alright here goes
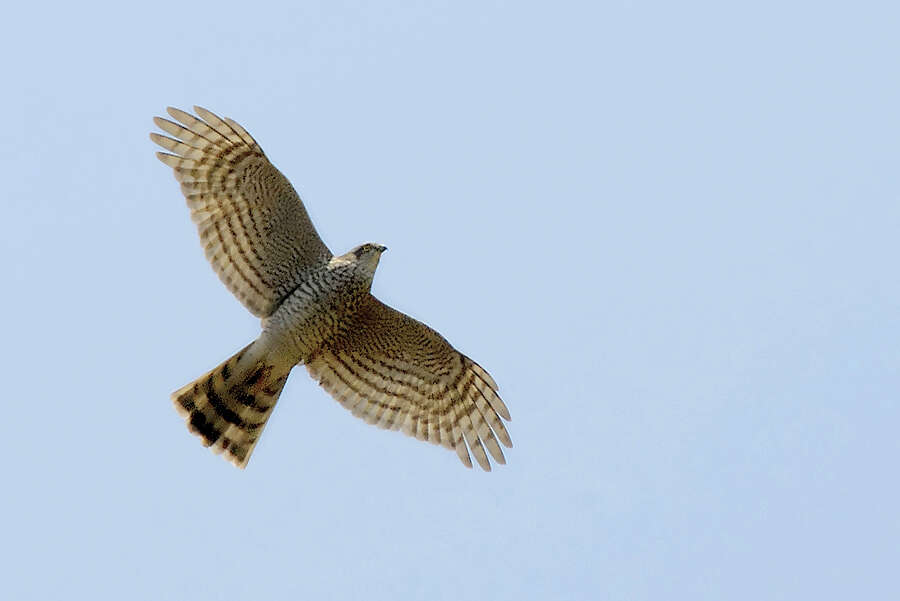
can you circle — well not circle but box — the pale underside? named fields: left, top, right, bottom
left=153, top=106, right=512, bottom=469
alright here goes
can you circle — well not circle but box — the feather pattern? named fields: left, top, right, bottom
left=151, top=106, right=331, bottom=317
left=306, top=295, right=511, bottom=470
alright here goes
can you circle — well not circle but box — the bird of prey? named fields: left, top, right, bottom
left=151, top=106, right=511, bottom=470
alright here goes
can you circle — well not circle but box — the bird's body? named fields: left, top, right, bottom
left=261, top=255, right=371, bottom=364
left=152, top=106, right=511, bottom=470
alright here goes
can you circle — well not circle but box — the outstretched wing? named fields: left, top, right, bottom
left=306, top=295, right=512, bottom=471
left=151, top=106, right=332, bottom=317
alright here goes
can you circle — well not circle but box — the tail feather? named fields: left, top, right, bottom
left=172, top=342, right=291, bottom=468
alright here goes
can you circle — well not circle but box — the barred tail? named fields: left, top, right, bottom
left=172, top=341, right=291, bottom=468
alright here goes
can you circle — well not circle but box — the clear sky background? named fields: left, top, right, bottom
left=2, top=1, right=898, bottom=599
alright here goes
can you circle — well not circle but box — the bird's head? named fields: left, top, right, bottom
left=330, top=242, right=388, bottom=289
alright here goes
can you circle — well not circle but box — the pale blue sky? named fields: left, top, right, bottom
left=2, top=1, right=898, bottom=599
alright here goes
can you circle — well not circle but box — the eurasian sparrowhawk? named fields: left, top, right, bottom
left=151, top=107, right=512, bottom=470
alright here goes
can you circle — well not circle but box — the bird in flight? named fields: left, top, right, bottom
left=151, top=106, right=511, bottom=470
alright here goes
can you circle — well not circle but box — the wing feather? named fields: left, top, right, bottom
left=306, top=295, right=511, bottom=470
left=151, top=106, right=332, bottom=317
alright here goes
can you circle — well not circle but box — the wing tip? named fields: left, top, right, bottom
left=456, top=444, right=473, bottom=469
left=166, top=106, right=187, bottom=120
left=155, top=151, right=179, bottom=166
left=193, top=105, right=217, bottom=123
